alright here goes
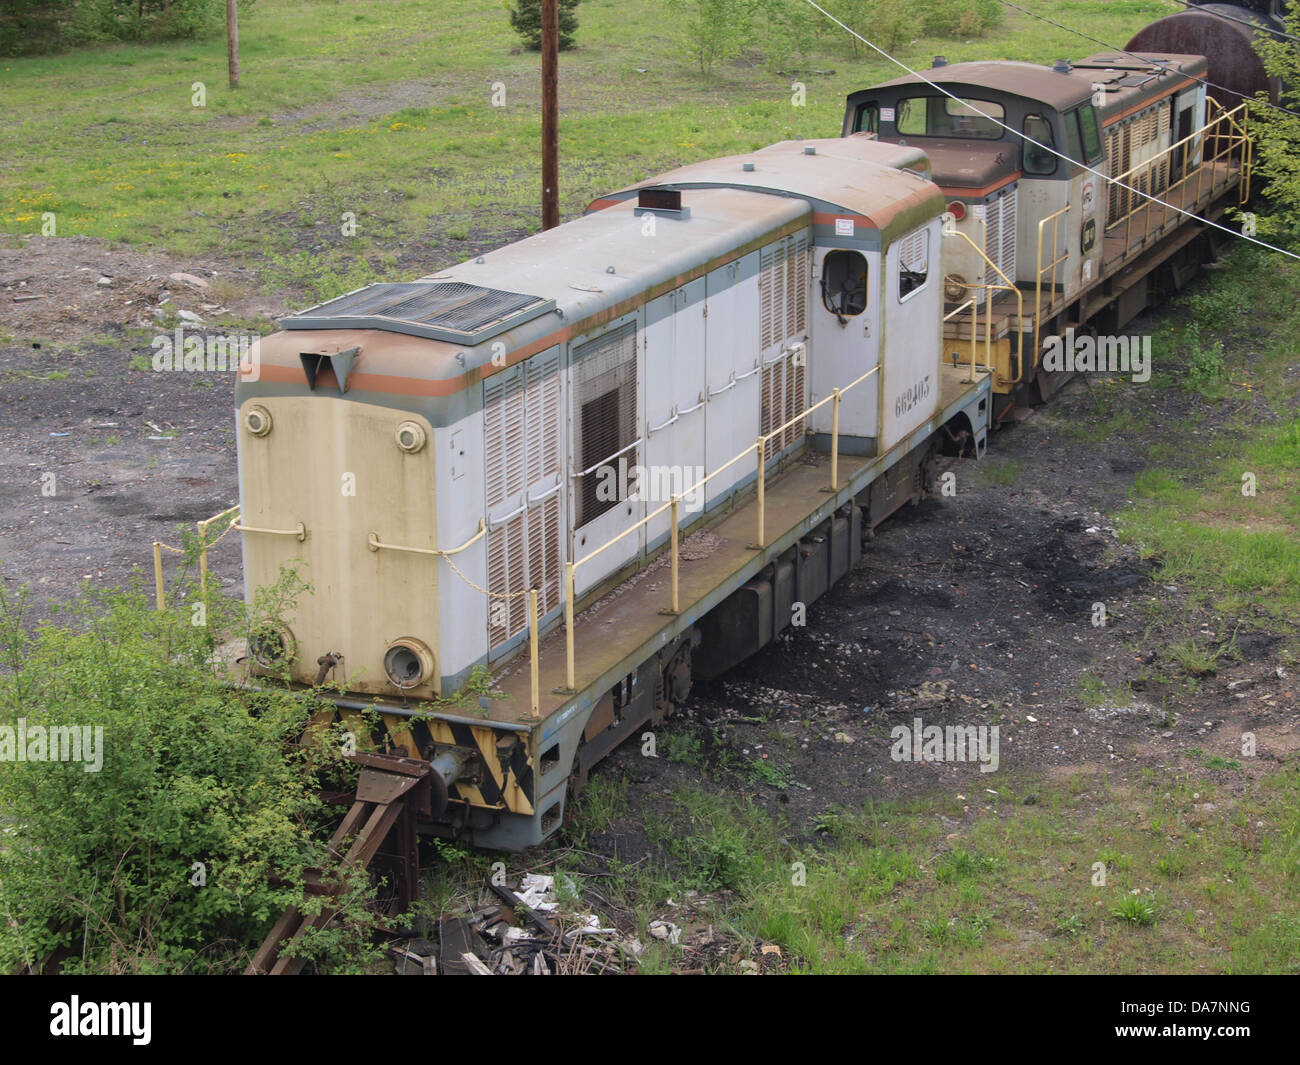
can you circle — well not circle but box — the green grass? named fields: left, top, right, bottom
left=1119, top=248, right=1300, bottom=626
left=982, top=458, right=1023, bottom=486
left=563, top=766, right=1300, bottom=972
left=1, top=0, right=1172, bottom=302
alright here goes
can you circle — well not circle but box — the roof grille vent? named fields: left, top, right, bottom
left=280, top=282, right=555, bottom=344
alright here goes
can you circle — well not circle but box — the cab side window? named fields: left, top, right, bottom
left=854, top=103, right=879, bottom=134
left=1022, top=114, right=1057, bottom=175
left=897, top=229, right=929, bottom=301
left=822, top=250, right=868, bottom=317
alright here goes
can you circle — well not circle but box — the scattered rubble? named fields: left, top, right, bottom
left=386, top=874, right=787, bottom=975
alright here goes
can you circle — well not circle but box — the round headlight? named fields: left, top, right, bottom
left=395, top=421, right=426, bottom=454
left=947, top=200, right=967, bottom=221
left=384, top=638, right=434, bottom=689
left=250, top=623, right=295, bottom=667
left=245, top=405, right=272, bottom=437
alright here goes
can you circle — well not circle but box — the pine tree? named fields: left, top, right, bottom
left=508, top=0, right=581, bottom=52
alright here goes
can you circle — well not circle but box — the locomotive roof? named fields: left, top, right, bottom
left=251, top=185, right=811, bottom=406
left=849, top=53, right=1206, bottom=123
left=252, top=138, right=942, bottom=412
left=854, top=61, right=1094, bottom=112
left=1069, top=52, right=1208, bottom=124
left=592, top=136, right=939, bottom=246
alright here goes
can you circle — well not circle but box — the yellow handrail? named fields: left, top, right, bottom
left=154, top=504, right=243, bottom=610
left=368, top=519, right=487, bottom=557
left=1106, top=101, right=1250, bottom=243
left=943, top=225, right=1026, bottom=384
left=1033, top=204, right=1071, bottom=372
left=561, top=355, right=888, bottom=691
left=941, top=296, right=981, bottom=384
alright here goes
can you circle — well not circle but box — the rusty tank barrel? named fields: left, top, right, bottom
left=1126, top=2, right=1287, bottom=107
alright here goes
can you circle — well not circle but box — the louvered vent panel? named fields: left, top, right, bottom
left=983, top=195, right=1001, bottom=293
left=759, top=245, right=778, bottom=350
left=790, top=353, right=806, bottom=451
left=484, top=372, right=523, bottom=508
left=761, top=363, right=776, bottom=439
left=485, top=349, right=564, bottom=653
left=1001, top=187, right=1017, bottom=284
left=1107, top=129, right=1122, bottom=222
left=506, top=514, right=528, bottom=637
left=792, top=232, right=809, bottom=336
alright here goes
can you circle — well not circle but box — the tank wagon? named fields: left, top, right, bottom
left=232, top=21, right=1254, bottom=866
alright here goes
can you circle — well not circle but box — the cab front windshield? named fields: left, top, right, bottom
left=895, top=96, right=1004, bottom=139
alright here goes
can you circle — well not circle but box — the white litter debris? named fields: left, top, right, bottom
left=648, top=920, right=681, bottom=944
left=515, top=873, right=559, bottom=912
left=563, top=913, right=617, bottom=939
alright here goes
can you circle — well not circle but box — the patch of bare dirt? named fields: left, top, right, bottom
left=0, top=235, right=291, bottom=621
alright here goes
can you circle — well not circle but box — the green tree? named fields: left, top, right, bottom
left=507, top=0, right=580, bottom=51
left=0, top=0, right=256, bottom=56
left=1249, top=5, right=1300, bottom=244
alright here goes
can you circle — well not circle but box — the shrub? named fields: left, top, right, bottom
left=1249, top=5, right=1300, bottom=244
left=507, top=0, right=580, bottom=52
left=0, top=572, right=380, bottom=974
left=0, top=0, right=256, bottom=56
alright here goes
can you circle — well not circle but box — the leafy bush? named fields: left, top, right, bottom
left=1112, top=894, right=1158, bottom=926
left=921, top=0, right=1002, bottom=39
left=507, top=0, right=580, bottom=52
left=1184, top=322, right=1226, bottom=394
left=826, top=0, right=1002, bottom=56
left=0, top=571, right=380, bottom=974
left=664, top=0, right=815, bottom=73
left=1250, top=5, right=1300, bottom=244
left=0, top=0, right=255, bottom=56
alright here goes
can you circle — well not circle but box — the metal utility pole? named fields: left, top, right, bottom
left=541, top=0, right=559, bottom=230
left=227, top=0, right=240, bottom=89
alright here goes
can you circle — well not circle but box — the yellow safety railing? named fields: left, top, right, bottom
left=942, top=224, right=1026, bottom=384
left=941, top=296, right=982, bottom=384
left=1032, top=204, right=1072, bottom=372
left=1106, top=100, right=1251, bottom=254
left=559, top=354, right=897, bottom=693
left=367, top=519, right=486, bottom=557
left=152, top=504, right=243, bottom=609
